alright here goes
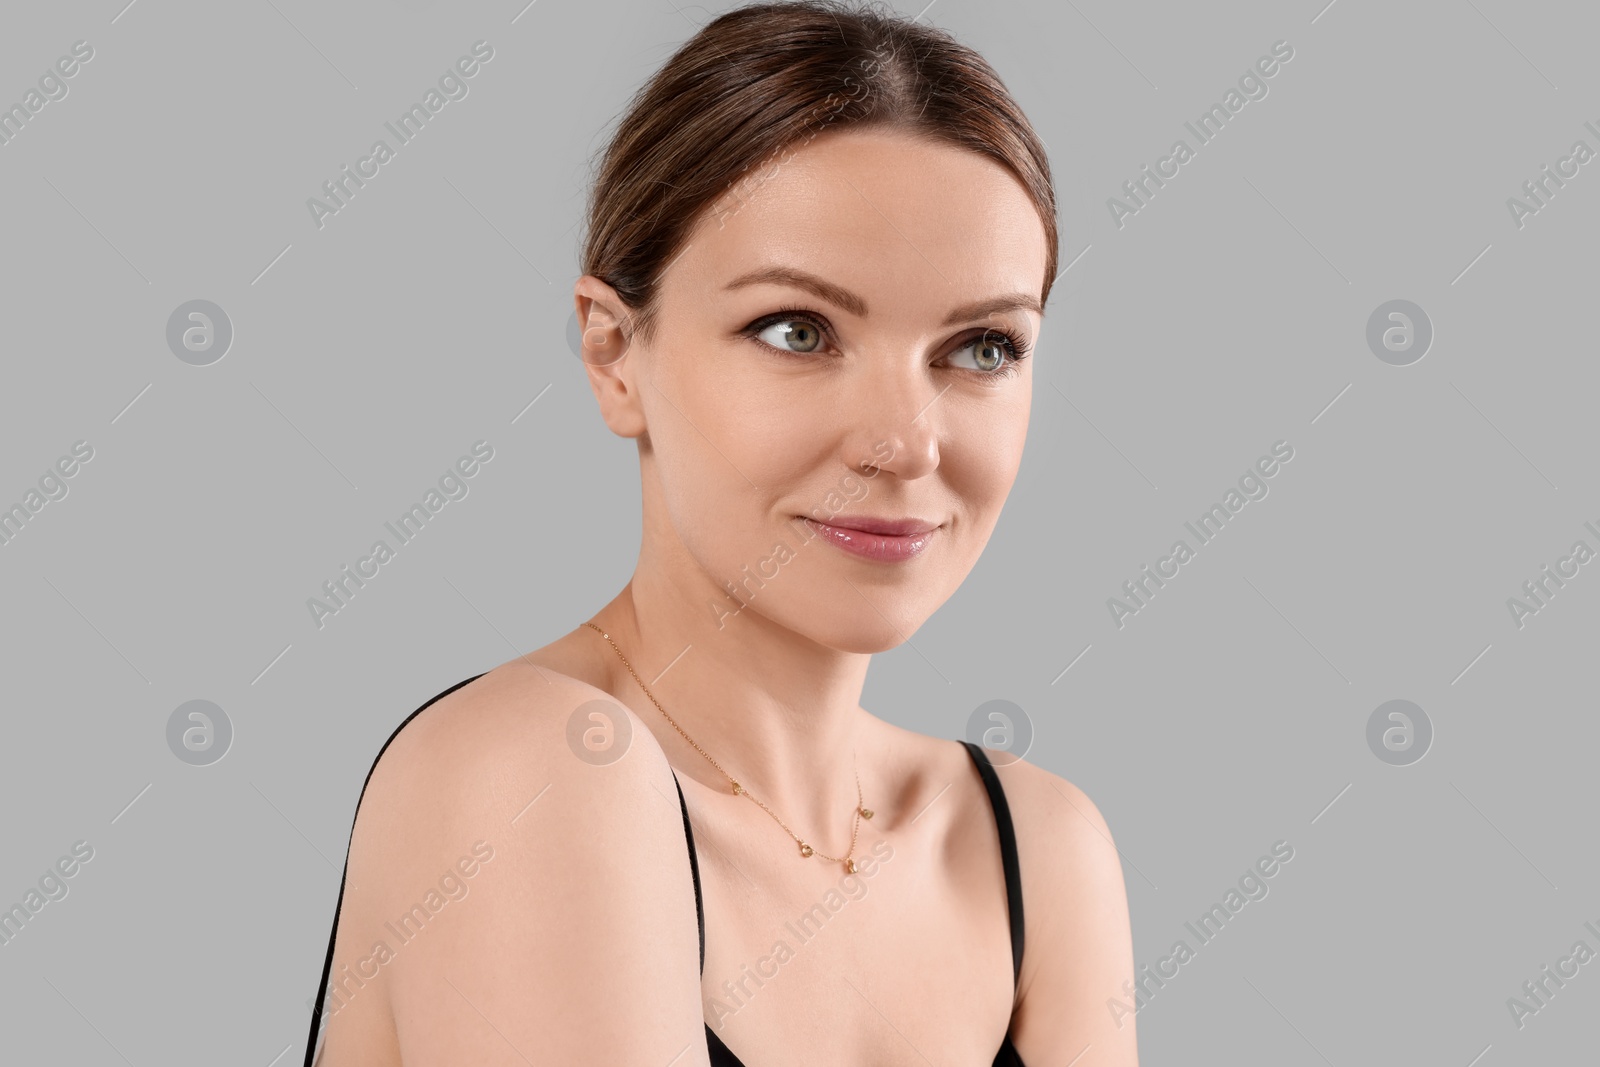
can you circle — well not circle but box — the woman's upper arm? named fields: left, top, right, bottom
left=1009, top=763, right=1140, bottom=1066
left=343, top=668, right=709, bottom=1066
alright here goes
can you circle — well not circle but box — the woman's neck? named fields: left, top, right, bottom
left=590, top=572, right=874, bottom=837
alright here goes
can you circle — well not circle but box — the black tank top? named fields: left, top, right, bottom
left=302, top=676, right=1028, bottom=1066
left=689, top=740, right=1029, bottom=1066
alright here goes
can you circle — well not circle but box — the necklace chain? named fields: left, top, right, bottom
left=582, top=621, right=873, bottom=871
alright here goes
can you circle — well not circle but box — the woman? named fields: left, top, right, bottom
left=304, top=2, right=1137, bottom=1064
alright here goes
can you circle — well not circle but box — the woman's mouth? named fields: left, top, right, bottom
left=798, top=515, right=939, bottom=562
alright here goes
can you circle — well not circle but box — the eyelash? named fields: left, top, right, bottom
left=741, top=306, right=1033, bottom=378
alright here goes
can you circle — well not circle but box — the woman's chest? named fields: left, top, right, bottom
left=693, top=830, right=1017, bottom=1067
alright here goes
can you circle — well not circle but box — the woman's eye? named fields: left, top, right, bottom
left=949, top=332, right=1014, bottom=373
left=755, top=318, right=824, bottom=353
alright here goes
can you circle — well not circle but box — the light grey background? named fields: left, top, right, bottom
left=1, top=0, right=1596, bottom=1063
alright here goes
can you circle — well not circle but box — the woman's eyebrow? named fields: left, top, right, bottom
left=724, top=266, right=865, bottom=315
left=723, top=265, right=1042, bottom=325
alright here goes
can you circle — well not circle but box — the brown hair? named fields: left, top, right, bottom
left=580, top=0, right=1058, bottom=348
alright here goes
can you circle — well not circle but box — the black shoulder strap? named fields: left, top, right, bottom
left=673, top=771, right=707, bottom=975
left=302, top=672, right=487, bottom=1067
left=960, top=740, right=1025, bottom=989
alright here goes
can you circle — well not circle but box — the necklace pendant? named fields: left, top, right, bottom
left=845, top=858, right=858, bottom=874
left=731, top=780, right=743, bottom=795
left=798, top=842, right=813, bottom=858
left=859, top=807, right=874, bottom=820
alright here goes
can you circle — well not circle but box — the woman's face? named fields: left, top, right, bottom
left=585, top=125, right=1050, bottom=653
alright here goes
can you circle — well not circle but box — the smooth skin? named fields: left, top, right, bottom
left=313, top=126, right=1138, bottom=1067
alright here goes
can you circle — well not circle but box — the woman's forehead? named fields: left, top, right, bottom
left=675, top=128, right=1049, bottom=318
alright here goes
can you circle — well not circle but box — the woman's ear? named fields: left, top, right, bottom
left=573, top=275, right=647, bottom=439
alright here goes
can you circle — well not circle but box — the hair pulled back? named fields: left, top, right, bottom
left=581, top=0, right=1058, bottom=347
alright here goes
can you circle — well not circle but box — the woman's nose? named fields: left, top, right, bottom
left=843, top=363, right=941, bottom=480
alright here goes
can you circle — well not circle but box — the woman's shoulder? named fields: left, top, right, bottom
left=984, top=750, right=1116, bottom=857
left=870, top=721, right=1125, bottom=903
left=334, top=658, right=707, bottom=1061
left=366, top=658, right=670, bottom=791
left=870, top=718, right=1118, bottom=858
left=975, top=749, right=1126, bottom=929
left=352, top=657, right=686, bottom=872
left=982, top=750, right=1140, bottom=1063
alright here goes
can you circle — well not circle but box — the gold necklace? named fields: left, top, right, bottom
left=582, top=621, right=875, bottom=872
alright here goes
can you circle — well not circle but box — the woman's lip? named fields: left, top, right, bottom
left=799, top=516, right=938, bottom=562
left=811, top=515, right=940, bottom=536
